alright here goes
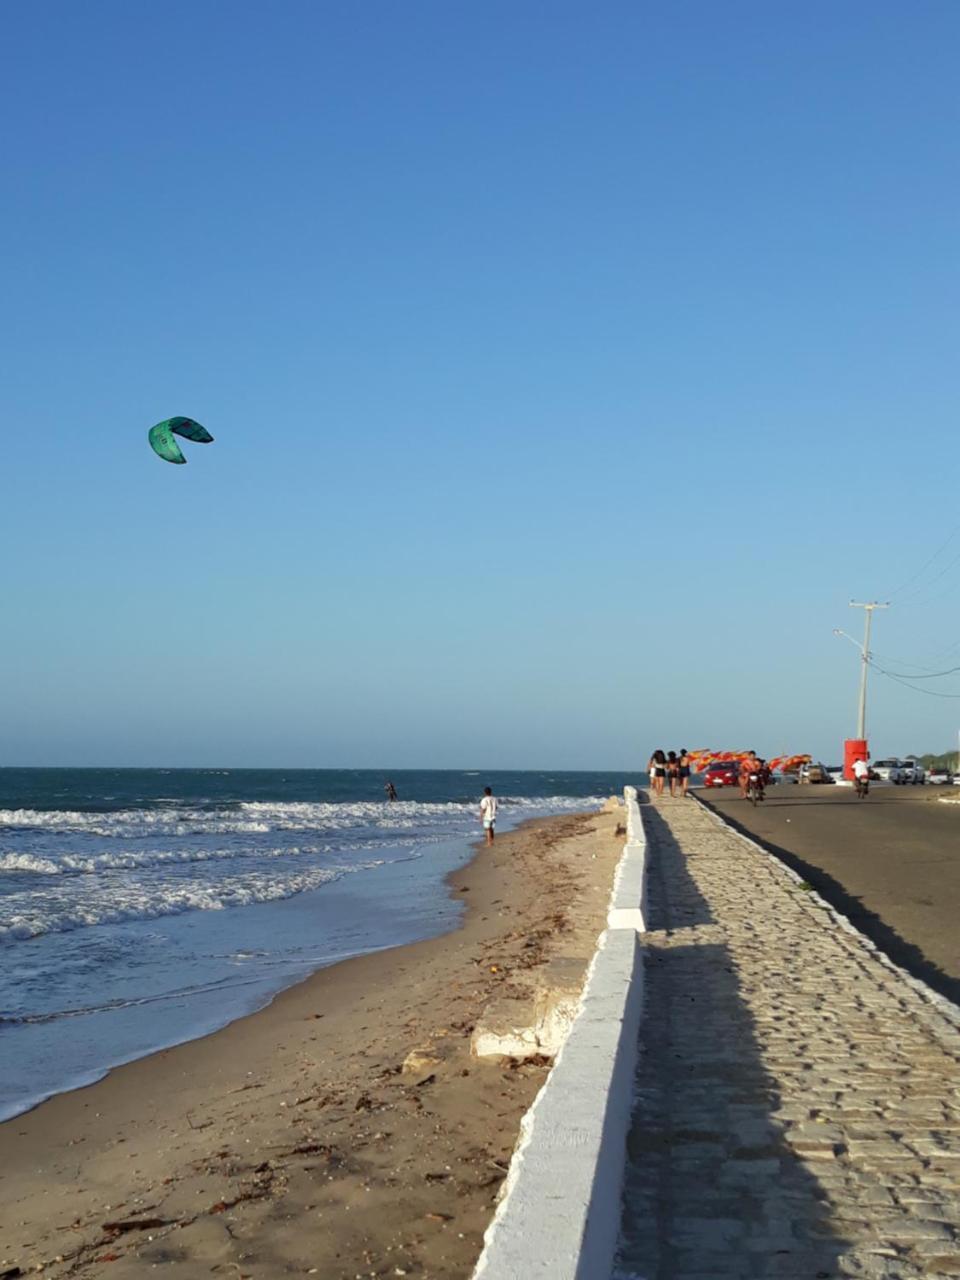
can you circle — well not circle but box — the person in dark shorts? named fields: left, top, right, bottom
left=678, top=749, right=692, bottom=797
left=648, top=749, right=667, bottom=798
left=666, top=751, right=680, bottom=797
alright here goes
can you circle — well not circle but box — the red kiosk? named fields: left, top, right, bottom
left=843, top=737, right=868, bottom=781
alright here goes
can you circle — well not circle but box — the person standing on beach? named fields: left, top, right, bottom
left=479, top=786, right=497, bottom=844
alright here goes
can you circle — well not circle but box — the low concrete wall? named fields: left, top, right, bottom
left=472, top=788, right=648, bottom=1280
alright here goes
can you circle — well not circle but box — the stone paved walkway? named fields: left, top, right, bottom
left=615, top=797, right=960, bottom=1279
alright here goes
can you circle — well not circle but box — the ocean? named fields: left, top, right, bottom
left=0, top=767, right=630, bottom=1120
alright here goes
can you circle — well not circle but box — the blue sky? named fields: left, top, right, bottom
left=2, top=1, right=958, bottom=768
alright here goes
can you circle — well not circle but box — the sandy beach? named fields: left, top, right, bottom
left=0, top=804, right=623, bottom=1279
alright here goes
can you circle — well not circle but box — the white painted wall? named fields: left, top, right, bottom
left=471, top=788, right=648, bottom=1280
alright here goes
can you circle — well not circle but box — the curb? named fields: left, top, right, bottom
left=471, top=788, right=648, bottom=1280
left=694, top=794, right=960, bottom=1040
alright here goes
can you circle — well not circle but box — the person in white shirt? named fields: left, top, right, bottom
left=853, top=757, right=870, bottom=797
left=479, top=786, right=497, bottom=845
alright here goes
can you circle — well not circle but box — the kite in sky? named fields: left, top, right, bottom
left=148, top=417, right=214, bottom=465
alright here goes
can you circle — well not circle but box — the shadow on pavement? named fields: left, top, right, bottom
left=616, top=806, right=849, bottom=1279
left=700, top=796, right=960, bottom=1009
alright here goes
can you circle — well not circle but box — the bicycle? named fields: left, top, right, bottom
left=854, top=774, right=870, bottom=800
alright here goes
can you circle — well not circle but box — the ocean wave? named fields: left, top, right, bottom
left=0, top=842, right=363, bottom=876
left=0, top=794, right=599, bottom=839
left=0, top=861, right=385, bottom=943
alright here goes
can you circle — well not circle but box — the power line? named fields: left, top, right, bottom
left=886, top=523, right=960, bottom=601
left=869, top=660, right=960, bottom=699
left=868, top=649, right=959, bottom=674
left=896, top=545, right=960, bottom=607
left=870, top=661, right=960, bottom=680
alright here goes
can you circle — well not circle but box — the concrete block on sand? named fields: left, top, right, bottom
left=472, top=957, right=587, bottom=1060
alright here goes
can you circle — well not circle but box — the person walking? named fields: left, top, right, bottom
left=678, top=748, right=692, bottom=797
left=479, top=786, right=497, bottom=845
left=666, top=751, right=680, bottom=797
left=648, top=749, right=667, bottom=798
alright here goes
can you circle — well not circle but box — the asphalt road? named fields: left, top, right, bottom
left=698, top=784, right=960, bottom=1006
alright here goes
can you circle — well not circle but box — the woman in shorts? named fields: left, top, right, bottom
left=666, top=751, right=680, bottom=797
left=678, top=749, right=692, bottom=797
left=648, top=749, right=667, bottom=798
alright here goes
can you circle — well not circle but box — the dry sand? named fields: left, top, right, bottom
left=0, top=805, right=624, bottom=1279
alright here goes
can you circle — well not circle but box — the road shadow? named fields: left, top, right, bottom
left=616, top=806, right=850, bottom=1278
left=700, top=796, right=960, bottom=1008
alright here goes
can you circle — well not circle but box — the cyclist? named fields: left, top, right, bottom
left=853, top=756, right=870, bottom=798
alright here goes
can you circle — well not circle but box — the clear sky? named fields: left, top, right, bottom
left=2, top=1, right=958, bottom=769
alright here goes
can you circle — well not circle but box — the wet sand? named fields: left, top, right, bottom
left=700, top=785, right=960, bottom=1005
left=0, top=806, right=624, bottom=1280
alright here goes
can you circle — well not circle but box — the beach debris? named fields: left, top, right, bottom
left=290, top=1141, right=335, bottom=1156
left=148, top=416, right=214, bottom=465
left=424, top=1212, right=453, bottom=1223
left=102, top=1216, right=174, bottom=1235
left=402, top=1049, right=441, bottom=1075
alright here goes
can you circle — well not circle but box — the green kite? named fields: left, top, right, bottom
left=148, top=416, right=214, bottom=465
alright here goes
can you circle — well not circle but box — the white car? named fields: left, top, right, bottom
left=897, top=760, right=925, bottom=785
left=871, top=758, right=903, bottom=783
left=927, top=770, right=950, bottom=785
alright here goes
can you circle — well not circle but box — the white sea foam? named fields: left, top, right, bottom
left=0, top=860, right=385, bottom=942
left=0, top=842, right=382, bottom=876
left=0, top=794, right=601, bottom=945
left=0, top=795, right=595, bottom=838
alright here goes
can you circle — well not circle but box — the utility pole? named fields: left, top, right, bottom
left=849, top=601, right=889, bottom=740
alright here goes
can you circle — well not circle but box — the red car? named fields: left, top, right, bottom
left=703, top=761, right=739, bottom=788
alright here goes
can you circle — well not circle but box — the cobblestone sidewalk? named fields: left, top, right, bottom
left=615, top=796, right=960, bottom=1279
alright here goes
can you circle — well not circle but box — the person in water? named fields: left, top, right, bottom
left=384, top=780, right=398, bottom=802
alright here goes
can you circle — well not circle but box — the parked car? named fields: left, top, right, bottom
left=871, top=758, right=903, bottom=783
left=927, top=770, right=950, bottom=785
left=825, top=766, right=845, bottom=784
left=703, top=761, right=739, bottom=788
left=896, top=759, right=925, bottom=785
left=799, top=762, right=832, bottom=784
